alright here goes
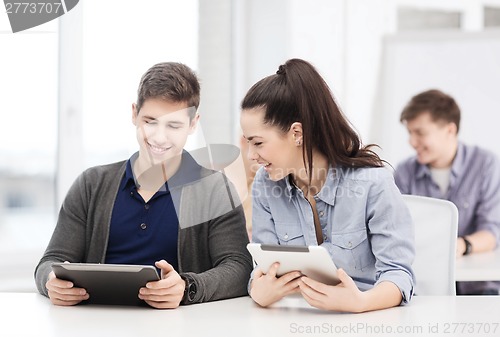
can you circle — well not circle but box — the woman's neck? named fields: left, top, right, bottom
left=292, top=151, right=329, bottom=197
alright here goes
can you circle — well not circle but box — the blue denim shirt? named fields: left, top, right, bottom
left=395, top=142, right=500, bottom=294
left=251, top=165, right=415, bottom=304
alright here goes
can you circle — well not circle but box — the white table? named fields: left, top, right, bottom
left=456, top=249, right=500, bottom=281
left=2, top=293, right=500, bottom=337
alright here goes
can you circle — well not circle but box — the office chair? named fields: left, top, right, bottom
left=402, top=194, right=458, bottom=296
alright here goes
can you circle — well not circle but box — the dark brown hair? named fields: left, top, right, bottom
left=136, top=62, right=200, bottom=118
left=400, top=89, right=461, bottom=132
left=241, top=58, right=383, bottom=183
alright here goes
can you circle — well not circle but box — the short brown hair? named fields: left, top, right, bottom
left=400, top=89, right=461, bottom=132
left=136, top=62, right=200, bottom=118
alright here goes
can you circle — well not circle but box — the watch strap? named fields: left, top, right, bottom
left=461, top=236, right=473, bottom=255
left=180, top=274, right=197, bottom=304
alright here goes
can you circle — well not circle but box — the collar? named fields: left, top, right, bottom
left=449, top=142, right=465, bottom=179
left=284, top=166, right=338, bottom=206
left=121, top=152, right=140, bottom=192
left=415, top=142, right=463, bottom=181
left=120, top=150, right=203, bottom=192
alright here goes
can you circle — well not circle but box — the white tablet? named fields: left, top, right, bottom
left=247, top=243, right=340, bottom=285
left=51, top=263, right=160, bottom=306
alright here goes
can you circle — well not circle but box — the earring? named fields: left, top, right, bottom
left=293, top=134, right=302, bottom=145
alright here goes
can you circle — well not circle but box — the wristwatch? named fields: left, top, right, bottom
left=461, top=236, right=473, bottom=256
left=181, top=275, right=197, bottom=303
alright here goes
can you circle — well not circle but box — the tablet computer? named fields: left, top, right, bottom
left=247, top=243, right=340, bottom=285
left=51, top=263, right=160, bottom=306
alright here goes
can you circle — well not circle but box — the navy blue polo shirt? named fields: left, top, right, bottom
left=105, top=151, right=202, bottom=271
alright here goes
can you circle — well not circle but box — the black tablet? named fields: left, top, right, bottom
left=247, top=243, right=340, bottom=285
left=51, top=263, right=160, bottom=306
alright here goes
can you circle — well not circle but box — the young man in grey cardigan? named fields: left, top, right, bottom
left=35, top=62, right=253, bottom=309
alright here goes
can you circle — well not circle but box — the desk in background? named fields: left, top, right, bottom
left=2, top=293, right=499, bottom=337
left=455, top=248, right=500, bottom=282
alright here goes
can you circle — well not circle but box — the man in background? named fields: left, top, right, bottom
left=394, top=89, right=500, bottom=295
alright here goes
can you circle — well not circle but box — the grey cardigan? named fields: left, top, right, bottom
left=34, top=158, right=253, bottom=304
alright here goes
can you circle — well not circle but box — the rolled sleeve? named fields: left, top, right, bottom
left=475, top=155, right=500, bottom=243
left=375, top=270, right=414, bottom=304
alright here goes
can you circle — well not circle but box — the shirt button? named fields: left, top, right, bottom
left=347, top=241, right=352, bottom=248
left=145, top=204, right=150, bottom=210
left=463, top=202, right=469, bottom=209
left=140, top=223, right=147, bottom=230
left=130, top=191, right=134, bottom=196
left=319, top=211, right=324, bottom=217
left=284, top=234, right=289, bottom=239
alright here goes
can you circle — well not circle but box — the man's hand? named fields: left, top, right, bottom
left=46, top=271, right=89, bottom=306
left=138, top=260, right=185, bottom=309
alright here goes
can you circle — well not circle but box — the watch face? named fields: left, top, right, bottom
left=188, top=282, right=197, bottom=301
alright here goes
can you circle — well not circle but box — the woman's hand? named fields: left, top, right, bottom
left=298, top=268, right=366, bottom=312
left=299, top=268, right=402, bottom=312
left=250, top=263, right=302, bottom=307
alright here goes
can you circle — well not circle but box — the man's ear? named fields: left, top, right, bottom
left=188, top=113, right=200, bottom=135
left=448, top=122, right=458, bottom=136
left=132, top=103, right=138, bottom=126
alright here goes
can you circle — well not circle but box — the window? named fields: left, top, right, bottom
left=397, top=7, right=462, bottom=31
left=0, top=16, right=58, bottom=291
left=485, top=6, right=500, bottom=27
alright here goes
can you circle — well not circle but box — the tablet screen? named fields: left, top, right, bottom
left=51, top=263, right=160, bottom=306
